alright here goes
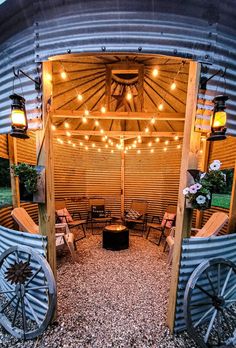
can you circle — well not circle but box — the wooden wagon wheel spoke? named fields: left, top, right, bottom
left=0, top=246, right=56, bottom=340
left=184, top=258, right=236, bottom=348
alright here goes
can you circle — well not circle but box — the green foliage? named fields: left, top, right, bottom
left=12, top=163, right=39, bottom=194
left=0, top=158, right=11, bottom=187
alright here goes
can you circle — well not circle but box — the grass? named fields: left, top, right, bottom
left=212, top=193, right=231, bottom=209
left=0, top=187, right=12, bottom=207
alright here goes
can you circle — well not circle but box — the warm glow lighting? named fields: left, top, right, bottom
left=68, top=140, right=72, bottom=144
left=200, top=149, right=203, bottom=154
left=124, top=150, right=127, bottom=154
left=145, top=127, right=149, bottom=133
left=85, top=135, right=89, bottom=140
left=85, top=146, right=88, bottom=151
left=11, top=110, right=26, bottom=127
left=111, top=150, right=114, bottom=153
left=158, top=103, right=164, bottom=111
left=155, top=137, right=160, bottom=142
left=150, top=148, right=154, bottom=153
left=61, top=71, right=67, bottom=79
left=134, top=140, right=137, bottom=144
left=152, top=68, right=159, bottom=77
left=148, top=142, right=152, bottom=147
left=98, top=148, right=101, bottom=152
left=101, top=106, right=106, bottom=113
left=171, top=81, right=176, bottom=90
left=105, top=144, right=108, bottom=148
left=46, top=73, right=52, bottom=82
left=213, top=111, right=226, bottom=128
left=82, top=117, right=87, bottom=123
left=126, top=91, right=132, bottom=101
left=138, top=138, right=142, bottom=143
left=51, top=125, right=56, bottom=131
left=110, top=141, right=113, bottom=146
left=100, top=129, right=104, bottom=134
left=77, top=94, right=83, bottom=101
left=102, top=136, right=106, bottom=142
left=207, top=95, right=228, bottom=141
left=163, top=147, right=167, bottom=151
left=92, top=143, right=96, bottom=148
left=72, top=143, right=76, bottom=148
left=66, top=131, right=71, bottom=137
left=165, top=140, right=169, bottom=145
left=80, top=142, right=83, bottom=146
left=104, top=135, right=108, bottom=140
left=137, top=150, right=141, bottom=154
left=84, top=110, right=89, bottom=116
left=151, top=118, right=156, bottom=124
left=132, top=144, right=136, bottom=148
left=64, top=122, right=70, bottom=129
left=95, top=120, right=99, bottom=126
left=174, top=135, right=179, bottom=141
left=177, top=144, right=181, bottom=149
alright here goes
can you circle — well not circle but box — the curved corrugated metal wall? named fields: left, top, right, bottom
left=0, top=0, right=236, bottom=134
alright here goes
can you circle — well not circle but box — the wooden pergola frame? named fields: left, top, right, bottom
left=7, top=56, right=236, bottom=332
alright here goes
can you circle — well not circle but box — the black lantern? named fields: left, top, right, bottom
left=207, top=95, right=229, bottom=141
left=10, top=93, right=29, bottom=139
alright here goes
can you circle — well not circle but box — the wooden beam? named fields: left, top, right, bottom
left=8, top=135, right=20, bottom=208
left=195, top=140, right=211, bottom=228
left=167, top=61, right=201, bottom=332
left=228, top=159, right=236, bottom=233
left=52, top=110, right=185, bottom=121
left=36, top=61, right=56, bottom=280
left=55, top=130, right=183, bottom=137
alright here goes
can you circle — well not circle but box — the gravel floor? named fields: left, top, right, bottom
left=0, top=231, right=197, bottom=348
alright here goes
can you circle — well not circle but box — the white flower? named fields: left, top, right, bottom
left=200, top=172, right=206, bottom=179
left=189, top=184, right=198, bottom=194
left=183, top=187, right=190, bottom=195
left=195, top=183, right=202, bottom=190
left=209, top=160, right=222, bottom=171
left=222, top=173, right=226, bottom=181
left=196, top=195, right=206, bottom=205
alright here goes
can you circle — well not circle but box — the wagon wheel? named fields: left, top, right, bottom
left=184, top=258, right=236, bottom=347
left=0, top=245, right=56, bottom=340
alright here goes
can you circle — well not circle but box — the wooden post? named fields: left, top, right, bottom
left=36, top=61, right=56, bottom=279
left=167, top=61, right=201, bottom=332
left=195, top=140, right=211, bottom=228
left=121, top=138, right=125, bottom=219
left=228, top=159, right=236, bottom=233
left=8, top=135, right=20, bottom=208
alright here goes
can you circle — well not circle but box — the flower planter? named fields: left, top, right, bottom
left=18, top=165, right=45, bottom=203
left=186, top=195, right=212, bottom=211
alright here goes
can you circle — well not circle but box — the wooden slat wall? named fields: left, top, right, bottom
left=202, top=136, right=236, bottom=233
left=54, top=138, right=121, bottom=218
left=0, top=203, right=38, bottom=229
left=124, top=142, right=182, bottom=218
left=16, top=131, right=37, bottom=165
left=0, top=134, right=8, bottom=159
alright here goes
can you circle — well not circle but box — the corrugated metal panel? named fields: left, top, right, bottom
left=54, top=138, right=121, bottom=218
left=0, top=1, right=236, bottom=135
left=0, top=134, right=8, bottom=159
left=0, top=225, right=49, bottom=323
left=174, top=233, right=236, bottom=332
left=125, top=142, right=182, bottom=217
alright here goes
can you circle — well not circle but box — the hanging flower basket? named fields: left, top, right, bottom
left=183, top=160, right=226, bottom=211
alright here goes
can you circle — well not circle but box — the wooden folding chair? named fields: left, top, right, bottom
left=124, top=199, right=148, bottom=235
left=88, top=198, right=112, bottom=234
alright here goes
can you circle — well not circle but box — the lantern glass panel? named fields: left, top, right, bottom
left=213, top=111, right=226, bottom=128
left=11, top=109, right=26, bottom=127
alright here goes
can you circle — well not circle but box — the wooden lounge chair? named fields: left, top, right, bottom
left=165, top=212, right=229, bottom=264
left=88, top=198, right=112, bottom=234
left=11, top=207, right=76, bottom=261
left=55, top=199, right=86, bottom=242
left=146, top=205, right=177, bottom=245
left=124, top=199, right=148, bottom=235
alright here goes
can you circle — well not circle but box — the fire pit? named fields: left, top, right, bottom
left=103, top=225, right=129, bottom=250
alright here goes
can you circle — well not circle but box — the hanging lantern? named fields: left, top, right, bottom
left=207, top=95, right=228, bottom=141
left=10, top=93, right=29, bottom=139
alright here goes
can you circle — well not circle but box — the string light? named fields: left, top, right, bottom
left=132, top=143, right=136, bottom=148
left=77, top=93, right=83, bottom=101
left=84, top=135, right=89, bottom=140
left=177, top=144, right=181, bottom=149
left=64, top=122, right=70, bottom=129
left=84, top=110, right=89, bottom=116
left=80, top=142, right=83, bottom=146
left=101, top=106, right=106, bottom=113
left=105, top=144, right=108, bottom=148
left=174, top=135, right=179, bottom=141
left=100, top=129, right=104, bottom=134
left=66, top=131, right=71, bottom=137
left=98, top=148, right=101, bottom=152
left=46, top=73, right=52, bottom=82
left=82, top=116, right=87, bottom=123
left=51, top=125, right=56, bottom=131
left=137, top=149, right=141, bottom=154
left=138, top=137, right=142, bottom=143
left=92, top=143, right=96, bottom=148
left=126, top=91, right=132, bottom=101
left=150, top=148, right=154, bottom=153
left=148, top=142, right=152, bottom=147
left=152, top=68, right=159, bottom=77
left=151, top=117, right=156, bottom=124
left=102, top=136, right=106, bottom=142
left=68, top=140, right=72, bottom=144
left=85, top=146, right=88, bottom=151
left=145, top=127, right=149, bottom=133
left=72, top=143, right=76, bottom=148
left=111, top=149, right=114, bottom=153
left=165, top=140, right=169, bottom=145
left=158, top=103, right=164, bottom=111
left=171, top=81, right=176, bottom=90
left=163, top=147, right=167, bottom=152
left=200, top=149, right=203, bottom=154
left=61, top=71, right=67, bottom=79
left=95, top=120, right=99, bottom=126
left=155, top=137, right=160, bottom=142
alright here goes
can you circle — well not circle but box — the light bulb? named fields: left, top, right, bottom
left=150, top=148, right=154, bottom=153
left=132, top=144, right=136, bottom=148
left=152, top=68, right=159, bottom=77
left=163, top=147, right=167, bottom=152
left=165, top=140, right=169, bottom=145
left=145, top=127, right=149, bottom=133
left=101, top=106, right=106, bottom=113
left=84, top=135, right=89, bottom=140
left=177, top=144, right=181, bottom=149
left=171, top=81, right=176, bottom=90
left=105, top=144, right=108, bottom=148
left=46, top=73, right=52, bottom=82
left=158, top=103, right=164, bottom=111
left=98, top=148, right=101, bottom=152
left=84, top=110, right=89, bottom=116
left=77, top=94, right=83, bottom=101
left=80, top=142, right=83, bottom=146
left=102, top=136, right=106, bottom=142
left=155, top=137, right=160, bottom=142
left=174, top=135, right=179, bottom=141
left=61, top=71, right=67, bottom=79
left=200, top=149, right=203, bottom=154
left=100, top=129, right=104, bottom=134
left=111, top=150, right=114, bottom=153
left=85, top=146, right=88, bottom=151
left=66, top=131, right=71, bottom=137
left=151, top=118, right=156, bottom=124
left=68, top=140, right=72, bottom=144
left=72, top=143, right=76, bottom=148
left=148, top=142, right=152, bottom=147
left=82, top=117, right=87, bottom=123
left=95, top=120, right=99, bottom=126
left=64, top=122, right=69, bottom=129
left=92, top=143, right=96, bottom=148
left=126, top=92, right=132, bottom=101
left=137, top=150, right=141, bottom=154
left=51, top=125, right=56, bottom=131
